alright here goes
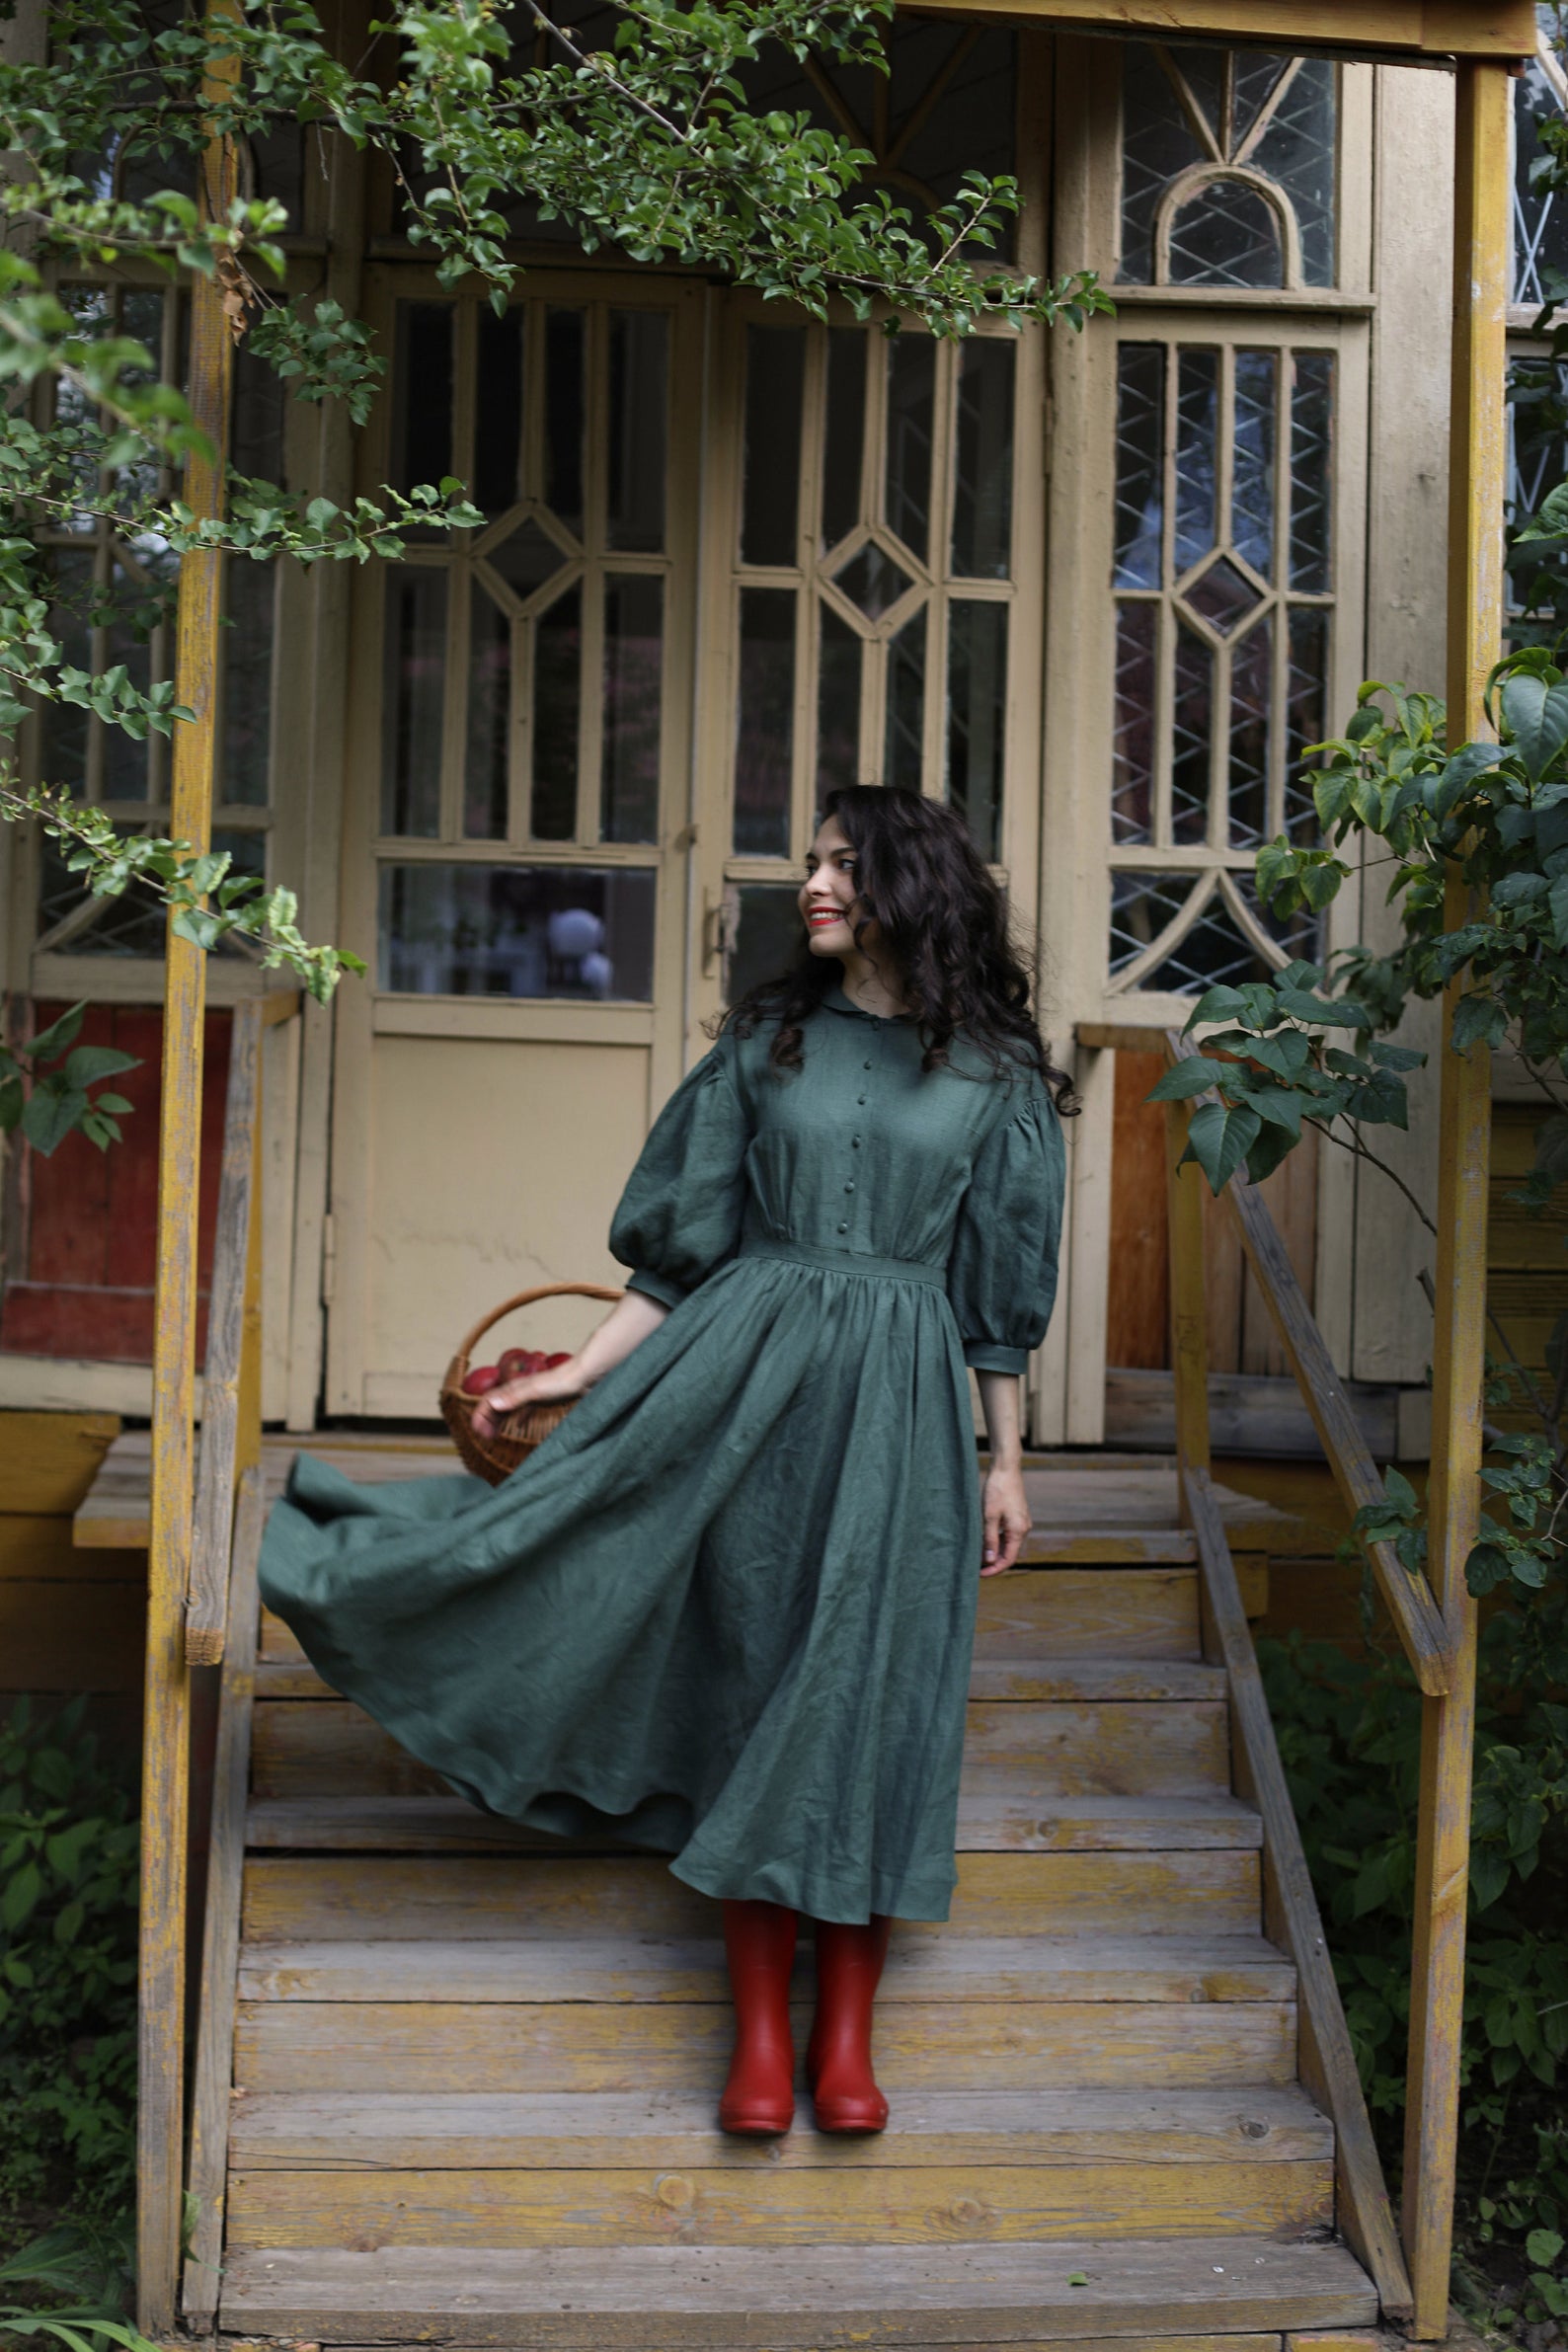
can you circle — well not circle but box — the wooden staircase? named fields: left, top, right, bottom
left=181, top=1448, right=1383, bottom=2345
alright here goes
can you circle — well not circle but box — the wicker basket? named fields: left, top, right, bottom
left=439, top=1281, right=623, bottom=1485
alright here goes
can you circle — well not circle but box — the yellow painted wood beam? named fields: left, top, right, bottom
left=895, top=0, right=1535, bottom=59
left=1400, top=54, right=1508, bottom=2342
left=137, top=8, right=237, bottom=2332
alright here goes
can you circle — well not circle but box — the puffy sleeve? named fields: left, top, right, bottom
left=608, top=1036, right=752, bottom=1308
left=946, top=1078, right=1066, bottom=1376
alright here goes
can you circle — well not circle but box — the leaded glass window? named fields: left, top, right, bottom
left=729, top=321, right=1018, bottom=865
left=1107, top=336, right=1333, bottom=995
left=1119, top=44, right=1337, bottom=289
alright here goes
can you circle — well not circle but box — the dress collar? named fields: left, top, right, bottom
left=823, top=982, right=911, bottom=1024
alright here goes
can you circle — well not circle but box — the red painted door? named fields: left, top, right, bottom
left=0, top=1002, right=233, bottom=1363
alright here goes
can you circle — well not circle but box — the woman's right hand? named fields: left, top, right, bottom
left=472, top=1356, right=588, bottom=1438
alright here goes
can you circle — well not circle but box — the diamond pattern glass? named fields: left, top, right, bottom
left=1285, top=605, right=1327, bottom=843
left=1227, top=615, right=1272, bottom=848
left=1172, top=623, right=1213, bottom=844
left=818, top=603, right=862, bottom=795
left=1175, top=351, right=1218, bottom=575
left=1515, top=42, right=1568, bottom=306
left=834, top=543, right=914, bottom=620
left=1252, top=57, right=1337, bottom=286
left=1112, top=604, right=1155, bottom=844
left=1169, top=179, right=1283, bottom=290
left=1140, top=888, right=1276, bottom=993
left=1290, top=353, right=1334, bottom=590
left=1186, top=555, right=1264, bottom=635
left=1109, top=871, right=1197, bottom=975
left=1232, top=351, right=1277, bottom=577
left=1115, top=345, right=1164, bottom=590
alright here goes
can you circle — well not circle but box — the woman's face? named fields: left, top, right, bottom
left=800, top=817, right=867, bottom=959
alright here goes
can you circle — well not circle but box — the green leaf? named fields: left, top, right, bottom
left=1145, top=1058, right=1217, bottom=1103
left=1526, top=2229, right=1564, bottom=2269
left=1, top=1859, right=42, bottom=1929
left=1501, top=671, right=1568, bottom=779
left=20, top=1083, right=88, bottom=1158
left=1549, top=871, right=1568, bottom=947
left=1182, top=1099, right=1262, bottom=1195
left=25, top=1001, right=86, bottom=1063
left=61, top=1045, right=139, bottom=1088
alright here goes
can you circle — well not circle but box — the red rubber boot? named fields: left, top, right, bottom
left=807, top=1916, right=892, bottom=2133
left=717, top=1899, right=798, bottom=2135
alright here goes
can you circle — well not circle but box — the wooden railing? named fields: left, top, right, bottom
left=1081, top=1013, right=1485, bottom=2335
left=137, top=989, right=297, bottom=2332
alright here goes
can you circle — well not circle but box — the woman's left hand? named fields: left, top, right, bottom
left=981, top=1463, right=1030, bottom=1578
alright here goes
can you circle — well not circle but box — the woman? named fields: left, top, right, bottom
left=260, top=785, right=1069, bottom=2139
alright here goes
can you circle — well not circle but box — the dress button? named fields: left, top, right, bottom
left=856, top=1094, right=867, bottom=1105
left=836, top=1219, right=848, bottom=1234
left=863, top=1059, right=873, bottom=1070
left=850, top=1137, right=861, bottom=1147
left=844, top=1181, right=855, bottom=1194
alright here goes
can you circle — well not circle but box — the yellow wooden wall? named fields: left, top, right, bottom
left=0, top=1410, right=145, bottom=1752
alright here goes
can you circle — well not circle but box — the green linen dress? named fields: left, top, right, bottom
left=259, top=986, right=1065, bottom=1922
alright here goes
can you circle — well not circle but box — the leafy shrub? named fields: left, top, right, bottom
left=1261, top=1592, right=1568, bottom=2330
left=0, top=1699, right=137, bottom=2222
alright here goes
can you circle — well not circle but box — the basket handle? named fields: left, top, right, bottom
left=452, top=1281, right=624, bottom=1367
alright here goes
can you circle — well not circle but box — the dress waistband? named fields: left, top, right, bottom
left=738, top=1238, right=948, bottom=1290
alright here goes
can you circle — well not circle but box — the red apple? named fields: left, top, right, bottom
left=498, top=1348, right=535, bottom=1380
left=462, top=1363, right=501, bottom=1396
left=544, top=1352, right=572, bottom=1369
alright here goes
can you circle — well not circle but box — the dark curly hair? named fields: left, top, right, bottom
left=721, top=786, right=1076, bottom=1109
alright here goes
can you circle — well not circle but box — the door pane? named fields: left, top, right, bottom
left=818, top=604, right=862, bottom=793
left=392, top=304, right=453, bottom=507
left=885, top=609, right=926, bottom=792
left=743, top=326, right=805, bottom=566
left=823, top=330, right=867, bottom=551
left=1112, top=603, right=1156, bottom=844
left=727, top=883, right=804, bottom=1005
left=607, top=311, right=667, bottom=551
left=952, top=341, right=1014, bottom=579
left=1227, top=614, right=1272, bottom=848
left=1231, top=351, right=1277, bottom=578
left=601, top=574, right=663, bottom=842
left=475, top=307, right=524, bottom=514
left=465, top=585, right=510, bottom=839
left=545, top=308, right=586, bottom=539
left=379, top=862, right=656, bottom=997
left=887, top=336, right=935, bottom=562
left=532, top=582, right=581, bottom=841
left=1289, top=353, right=1334, bottom=590
left=735, top=586, right=795, bottom=855
left=947, top=600, right=1007, bottom=861
left=382, top=569, right=447, bottom=837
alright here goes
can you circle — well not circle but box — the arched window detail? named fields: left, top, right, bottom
left=1119, top=42, right=1337, bottom=289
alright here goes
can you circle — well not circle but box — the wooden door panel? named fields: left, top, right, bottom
left=358, top=1035, right=650, bottom=1416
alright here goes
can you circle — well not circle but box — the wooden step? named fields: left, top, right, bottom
left=255, top=1655, right=1230, bottom=1706
left=259, top=1568, right=1204, bottom=1672
left=228, top=2083, right=1332, bottom=2170
left=243, top=1851, right=1263, bottom=1941
left=224, top=2150, right=1335, bottom=2249
left=217, top=2234, right=1378, bottom=2342
left=249, top=1697, right=1231, bottom=1803
left=233, top=1992, right=1295, bottom=2093
left=243, top=1790, right=1263, bottom=1855
left=236, top=1930, right=1294, bottom=2005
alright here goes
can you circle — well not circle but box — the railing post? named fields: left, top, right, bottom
left=1401, top=53, right=1507, bottom=2338
left=138, top=9, right=237, bottom=2329
left=1163, top=1097, right=1211, bottom=1488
